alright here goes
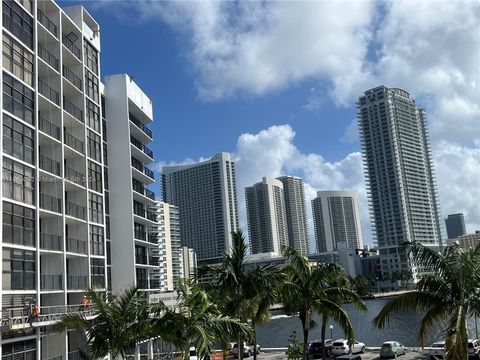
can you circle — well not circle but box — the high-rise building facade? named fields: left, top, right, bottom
left=245, top=177, right=289, bottom=254
left=358, top=86, right=442, bottom=280
left=312, top=191, right=363, bottom=253
left=103, top=74, right=160, bottom=294
left=445, top=213, right=466, bottom=239
left=153, top=201, right=182, bottom=292
left=0, top=2, right=108, bottom=357
left=162, top=153, right=239, bottom=263
left=277, top=176, right=309, bottom=255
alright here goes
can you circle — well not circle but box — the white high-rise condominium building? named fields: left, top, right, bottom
left=162, top=153, right=239, bottom=263
left=103, top=74, right=160, bottom=294
left=245, top=177, right=289, bottom=254
left=152, top=201, right=182, bottom=292
left=358, top=86, right=442, bottom=281
left=0, top=1, right=108, bottom=357
left=312, top=191, right=363, bottom=253
left=277, top=176, right=309, bottom=255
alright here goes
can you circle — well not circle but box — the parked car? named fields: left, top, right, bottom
left=380, top=341, right=407, bottom=359
left=308, top=339, right=334, bottom=358
left=468, top=339, right=480, bottom=359
left=331, top=339, right=366, bottom=356
left=429, top=341, right=446, bottom=360
left=232, top=343, right=261, bottom=358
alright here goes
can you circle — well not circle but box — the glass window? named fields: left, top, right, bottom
left=89, top=192, right=103, bottom=224
left=90, top=258, right=105, bottom=288
left=2, top=248, right=35, bottom=290
left=89, top=225, right=104, bottom=256
left=2, top=0, right=33, bottom=49
left=86, top=99, right=100, bottom=133
left=88, top=160, right=102, bottom=193
left=2, top=339, right=36, bottom=360
left=2, top=32, right=34, bottom=86
left=83, top=40, right=98, bottom=75
left=3, top=72, right=34, bottom=124
left=3, top=113, right=34, bottom=164
left=85, top=69, right=99, bottom=103
left=2, top=201, right=35, bottom=247
left=87, top=129, right=101, bottom=162
left=2, top=157, right=34, bottom=205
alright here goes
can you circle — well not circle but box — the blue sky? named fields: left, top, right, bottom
left=64, top=1, right=480, bottom=249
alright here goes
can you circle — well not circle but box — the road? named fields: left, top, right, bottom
left=257, top=350, right=430, bottom=360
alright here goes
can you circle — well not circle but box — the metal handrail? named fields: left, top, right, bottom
left=64, top=166, right=85, bottom=186
left=37, top=9, right=58, bottom=37
left=39, top=193, right=62, bottom=213
left=38, top=79, right=59, bottom=105
left=40, top=233, right=62, bottom=251
left=65, top=202, right=86, bottom=220
left=63, top=97, right=83, bottom=122
left=130, top=114, right=153, bottom=139
left=39, top=154, right=61, bottom=176
left=39, top=116, right=61, bottom=140
left=62, top=65, right=82, bottom=90
left=41, top=274, right=63, bottom=290
left=67, top=275, right=88, bottom=290
left=64, top=132, right=84, bottom=153
left=38, top=43, right=58, bottom=70
left=62, top=33, right=81, bottom=59
left=66, top=237, right=87, bottom=254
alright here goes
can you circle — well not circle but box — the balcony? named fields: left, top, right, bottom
left=39, top=154, right=61, bottom=176
left=39, top=116, right=61, bottom=140
left=40, top=233, right=62, bottom=251
left=37, top=9, right=58, bottom=37
left=41, top=274, right=63, bottom=291
left=145, top=189, right=155, bottom=200
left=131, top=136, right=154, bottom=160
left=131, top=157, right=155, bottom=181
left=64, top=166, right=85, bottom=187
left=40, top=193, right=62, bottom=213
left=66, top=237, right=87, bottom=255
left=67, top=275, right=88, bottom=290
left=38, top=44, right=59, bottom=71
left=65, top=202, right=86, bottom=220
left=39, top=79, right=59, bottom=105
left=63, top=97, right=83, bottom=123
left=63, top=65, right=82, bottom=90
left=135, top=255, right=148, bottom=265
left=130, top=114, right=152, bottom=139
left=62, top=33, right=81, bottom=59
left=64, top=132, right=84, bottom=153
left=134, top=230, right=146, bottom=241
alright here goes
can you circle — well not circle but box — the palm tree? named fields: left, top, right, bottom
left=56, top=286, right=157, bottom=359
left=281, top=247, right=367, bottom=360
left=151, top=279, right=253, bottom=360
left=374, top=242, right=480, bottom=360
left=240, top=296, right=273, bottom=360
left=200, top=230, right=284, bottom=360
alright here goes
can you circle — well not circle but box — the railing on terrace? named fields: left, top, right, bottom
left=63, top=97, right=83, bottom=122
left=37, top=9, right=58, bottom=37
left=67, top=275, right=88, bottom=290
left=38, top=79, right=59, bottom=105
left=39, top=154, right=61, bottom=176
left=66, top=237, right=87, bottom=254
left=38, top=43, right=58, bottom=70
left=62, top=65, right=82, bottom=90
left=130, top=114, right=153, bottom=139
left=40, top=193, right=62, bottom=213
left=130, top=136, right=154, bottom=159
left=39, top=116, right=60, bottom=140
left=62, top=33, right=81, bottom=59
left=145, top=189, right=155, bottom=200
left=64, top=132, right=84, bottom=153
left=40, top=233, right=62, bottom=251
left=65, top=202, right=86, bottom=220
left=64, top=166, right=85, bottom=186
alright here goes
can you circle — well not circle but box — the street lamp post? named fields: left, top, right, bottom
left=329, top=324, right=333, bottom=339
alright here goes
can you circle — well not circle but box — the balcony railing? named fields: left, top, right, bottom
left=39, top=116, right=60, bottom=140
left=41, top=274, right=63, bottom=290
left=147, top=211, right=157, bottom=222
left=148, top=233, right=158, bottom=244
left=134, top=230, right=146, bottom=241
left=64, top=132, right=84, bottom=153
left=40, top=233, right=62, bottom=251
left=130, top=114, right=152, bottom=139
left=67, top=275, right=88, bottom=290
left=64, top=166, right=85, bottom=186
left=135, top=255, right=148, bottom=265
left=39, top=154, right=61, bottom=176
left=40, top=193, right=62, bottom=213
left=66, top=237, right=87, bottom=254
left=144, top=167, right=154, bottom=179
left=130, top=136, right=154, bottom=159
left=38, top=79, right=59, bottom=105
left=63, top=97, right=83, bottom=122
left=63, top=65, right=82, bottom=90
left=38, top=44, right=58, bottom=71
left=145, top=189, right=155, bottom=200
left=37, top=9, right=58, bottom=37
left=132, top=157, right=155, bottom=180
left=62, top=33, right=81, bottom=59
left=65, top=202, right=86, bottom=220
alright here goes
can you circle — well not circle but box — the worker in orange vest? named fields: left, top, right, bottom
left=31, top=304, right=39, bottom=319
left=81, top=295, right=90, bottom=310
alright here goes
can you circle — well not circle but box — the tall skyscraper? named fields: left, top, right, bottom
left=104, top=74, right=161, bottom=294
left=358, top=86, right=442, bottom=280
left=162, top=153, right=239, bottom=263
left=312, top=191, right=363, bottom=253
left=277, top=176, right=309, bottom=255
left=445, top=213, right=466, bottom=239
left=0, top=2, right=108, bottom=357
left=245, top=177, right=289, bottom=254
